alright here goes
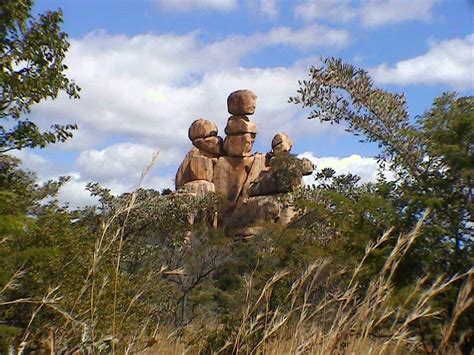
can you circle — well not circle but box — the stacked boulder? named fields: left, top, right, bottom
left=223, top=90, right=258, bottom=157
left=174, top=89, right=315, bottom=232
left=175, top=119, right=223, bottom=196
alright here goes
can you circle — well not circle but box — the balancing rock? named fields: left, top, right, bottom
left=188, top=119, right=218, bottom=141
left=227, top=90, right=257, bottom=116
left=225, top=116, right=257, bottom=135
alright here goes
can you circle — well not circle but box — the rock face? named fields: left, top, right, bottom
left=188, top=119, right=218, bottom=141
left=272, top=132, right=292, bottom=154
left=223, top=133, right=255, bottom=157
left=213, top=156, right=254, bottom=204
left=300, top=158, right=314, bottom=176
left=173, top=90, right=315, bottom=234
left=231, top=194, right=298, bottom=226
left=225, top=116, right=257, bottom=135
left=182, top=180, right=215, bottom=196
left=227, top=90, right=257, bottom=116
left=175, top=148, right=216, bottom=190
left=193, top=136, right=223, bottom=156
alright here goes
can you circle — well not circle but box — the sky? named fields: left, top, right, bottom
left=12, top=0, right=474, bottom=208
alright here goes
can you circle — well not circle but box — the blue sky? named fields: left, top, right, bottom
left=14, top=0, right=473, bottom=207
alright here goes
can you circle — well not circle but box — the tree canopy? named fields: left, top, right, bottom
left=0, top=0, right=80, bottom=152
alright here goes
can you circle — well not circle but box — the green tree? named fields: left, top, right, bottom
left=290, top=57, right=473, bottom=277
left=0, top=0, right=80, bottom=152
left=290, top=58, right=473, bottom=347
left=0, top=155, right=92, bottom=352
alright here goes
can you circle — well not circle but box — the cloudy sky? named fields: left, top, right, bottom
left=14, top=0, right=474, bottom=208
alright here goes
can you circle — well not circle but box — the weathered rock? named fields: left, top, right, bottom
left=272, top=132, right=292, bottom=154
left=245, top=195, right=298, bottom=225
left=182, top=180, right=215, bottom=197
left=227, top=90, right=257, bottom=116
left=300, top=157, right=314, bottom=176
left=248, top=171, right=278, bottom=196
left=213, top=156, right=254, bottom=204
left=239, top=153, right=269, bottom=203
left=225, top=116, right=257, bottom=135
left=188, top=119, right=218, bottom=141
left=193, top=136, right=223, bottom=156
left=175, top=148, right=214, bottom=189
left=223, top=133, right=255, bottom=157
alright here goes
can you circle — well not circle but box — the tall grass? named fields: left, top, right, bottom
left=182, top=211, right=473, bottom=354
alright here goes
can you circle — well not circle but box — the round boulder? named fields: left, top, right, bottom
left=188, top=119, right=218, bottom=141
left=227, top=90, right=257, bottom=116
left=271, top=132, right=292, bottom=154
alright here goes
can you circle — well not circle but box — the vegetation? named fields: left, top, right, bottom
left=1, top=0, right=80, bottom=152
left=0, top=2, right=472, bottom=354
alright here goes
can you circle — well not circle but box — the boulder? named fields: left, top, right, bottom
left=182, top=180, right=215, bottom=197
left=272, top=132, right=292, bottom=154
left=239, top=153, right=269, bottom=202
left=227, top=90, right=257, bottom=116
left=193, top=136, right=223, bottom=156
left=225, top=116, right=257, bottom=135
left=175, top=148, right=214, bottom=189
left=188, top=119, right=218, bottom=141
left=223, top=133, right=255, bottom=157
left=213, top=156, right=255, bottom=204
left=246, top=195, right=298, bottom=225
left=300, top=157, right=314, bottom=176
left=249, top=171, right=278, bottom=196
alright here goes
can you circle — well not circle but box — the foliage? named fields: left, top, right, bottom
left=0, top=0, right=80, bottom=152
left=0, top=155, right=91, bottom=353
left=290, top=57, right=473, bottom=279
left=269, top=152, right=308, bottom=192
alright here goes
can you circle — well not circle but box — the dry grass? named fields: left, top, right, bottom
left=174, top=210, right=472, bottom=355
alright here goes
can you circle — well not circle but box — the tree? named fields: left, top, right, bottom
left=290, top=57, right=472, bottom=276
left=0, top=0, right=80, bottom=152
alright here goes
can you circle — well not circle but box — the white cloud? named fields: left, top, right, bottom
left=75, top=143, right=179, bottom=182
left=57, top=174, right=100, bottom=209
left=33, top=28, right=344, bottom=151
left=362, top=0, right=437, bottom=27
left=8, top=145, right=175, bottom=208
left=294, top=0, right=357, bottom=23
left=258, top=0, right=279, bottom=18
left=299, top=152, right=394, bottom=185
left=294, top=0, right=438, bottom=27
left=9, top=150, right=52, bottom=178
left=56, top=172, right=175, bottom=209
left=263, top=25, right=349, bottom=50
left=155, top=0, right=238, bottom=12
left=370, top=34, right=474, bottom=89
left=7, top=150, right=100, bottom=208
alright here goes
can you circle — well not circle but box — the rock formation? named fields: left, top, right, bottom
left=174, top=89, right=314, bottom=235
